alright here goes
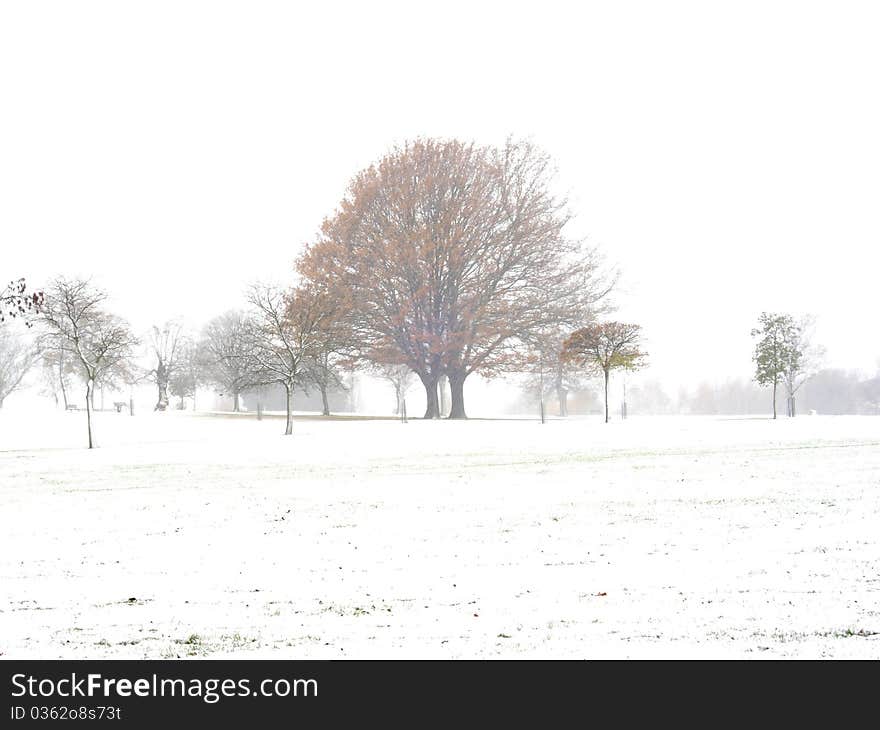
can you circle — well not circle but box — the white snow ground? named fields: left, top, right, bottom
left=1, top=410, right=878, bottom=659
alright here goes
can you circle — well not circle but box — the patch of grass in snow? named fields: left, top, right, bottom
left=164, top=632, right=259, bottom=657
left=765, top=628, right=879, bottom=643
left=317, top=601, right=391, bottom=617
left=836, top=628, right=879, bottom=638
left=220, top=632, right=258, bottom=650
left=281, top=635, right=323, bottom=648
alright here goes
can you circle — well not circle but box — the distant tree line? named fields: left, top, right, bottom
left=529, top=370, right=880, bottom=418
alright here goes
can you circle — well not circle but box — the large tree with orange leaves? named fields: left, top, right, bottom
left=299, top=138, right=611, bottom=418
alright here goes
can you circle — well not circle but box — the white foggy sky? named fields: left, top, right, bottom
left=2, top=0, right=878, bottom=390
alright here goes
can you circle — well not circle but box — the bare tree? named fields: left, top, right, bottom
left=782, top=315, right=825, bottom=417
left=40, top=278, right=138, bottom=448
left=0, top=328, right=41, bottom=408
left=294, top=252, right=356, bottom=418
left=521, top=327, right=594, bottom=419
left=168, top=336, right=204, bottom=410
left=1, top=278, right=44, bottom=325
left=377, top=363, right=416, bottom=415
left=147, top=320, right=185, bottom=411
left=520, top=248, right=615, bottom=418
left=98, top=356, right=140, bottom=410
left=200, top=310, right=259, bottom=413
left=40, top=345, right=76, bottom=409
left=246, top=284, right=328, bottom=435
left=561, top=322, right=646, bottom=423
left=304, top=349, right=347, bottom=417
left=301, top=287, right=353, bottom=418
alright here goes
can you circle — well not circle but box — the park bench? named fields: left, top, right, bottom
left=65, top=404, right=78, bottom=411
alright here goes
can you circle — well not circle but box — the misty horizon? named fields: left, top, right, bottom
left=3, top=1, right=878, bottom=399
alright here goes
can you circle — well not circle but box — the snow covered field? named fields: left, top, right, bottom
left=2, top=410, right=878, bottom=659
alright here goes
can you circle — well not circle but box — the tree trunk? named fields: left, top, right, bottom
left=772, top=381, right=777, bottom=419
left=448, top=371, right=467, bottom=420
left=557, top=386, right=568, bottom=417
left=394, top=385, right=401, bottom=415
left=0, top=397, right=4, bottom=409
left=59, top=357, right=69, bottom=409
left=439, top=375, right=449, bottom=417
left=348, top=370, right=357, bottom=412
left=421, top=375, right=439, bottom=419
left=232, top=388, right=240, bottom=412
left=284, top=383, right=293, bottom=435
left=85, top=379, right=94, bottom=449
left=320, top=384, right=330, bottom=416
left=155, top=382, right=169, bottom=410
left=154, top=358, right=169, bottom=411
left=603, top=369, right=610, bottom=424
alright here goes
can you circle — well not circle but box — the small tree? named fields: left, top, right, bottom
left=377, top=363, right=415, bottom=415
left=39, top=348, right=67, bottom=408
left=168, top=336, right=204, bottom=410
left=304, top=349, right=348, bottom=417
left=0, top=327, right=41, bottom=408
left=781, top=316, right=824, bottom=417
left=1, top=278, right=44, bottom=325
left=246, top=284, right=327, bottom=435
left=751, top=312, right=799, bottom=419
left=147, top=320, right=185, bottom=411
left=521, top=327, right=592, bottom=418
left=294, top=251, right=355, bottom=417
left=303, top=297, right=352, bottom=417
left=99, top=356, right=140, bottom=410
left=561, top=322, right=646, bottom=423
left=40, top=278, right=138, bottom=448
left=201, top=310, right=259, bottom=412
